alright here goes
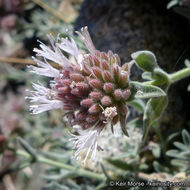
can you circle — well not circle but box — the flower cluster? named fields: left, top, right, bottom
left=26, top=27, right=133, bottom=163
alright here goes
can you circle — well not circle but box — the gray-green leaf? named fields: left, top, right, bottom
left=182, top=129, right=190, bottom=146
left=129, top=81, right=166, bottom=99
left=131, top=50, right=158, bottom=72
left=142, top=96, right=168, bottom=141
left=167, top=0, right=179, bottom=9
left=174, top=142, right=188, bottom=151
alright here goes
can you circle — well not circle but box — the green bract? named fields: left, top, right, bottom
left=131, top=50, right=158, bottom=72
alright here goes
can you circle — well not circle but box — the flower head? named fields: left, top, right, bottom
left=27, top=26, right=133, bottom=163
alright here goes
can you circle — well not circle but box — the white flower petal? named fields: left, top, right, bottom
left=57, top=36, right=79, bottom=59
left=33, top=34, right=71, bottom=67
left=28, top=57, right=60, bottom=78
left=29, top=100, right=63, bottom=114
left=70, top=126, right=102, bottom=164
left=26, top=83, right=63, bottom=114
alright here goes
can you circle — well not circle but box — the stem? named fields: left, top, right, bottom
left=0, top=57, right=34, bottom=65
left=169, top=67, right=190, bottom=84
left=153, top=123, right=166, bottom=155
left=0, top=57, right=61, bottom=69
left=16, top=150, right=106, bottom=182
left=32, top=0, right=69, bottom=23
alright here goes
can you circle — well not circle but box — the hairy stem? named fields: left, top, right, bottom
left=169, top=67, right=190, bottom=84
left=16, top=150, right=106, bottom=181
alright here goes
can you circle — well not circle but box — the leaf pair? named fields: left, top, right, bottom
left=130, top=51, right=169, bottom=141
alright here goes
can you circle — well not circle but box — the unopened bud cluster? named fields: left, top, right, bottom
left=26, top=26, right=133, bottom=162
left=55, top=50, right=131, bottom=130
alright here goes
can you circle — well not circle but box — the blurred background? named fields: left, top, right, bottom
left=0, top=0, right=190, bottom=189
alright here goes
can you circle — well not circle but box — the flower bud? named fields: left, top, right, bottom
left=89, top=91, right=102, bottom=101
left=119, top=72, right=128, bottom=87
left=100, top=52, right=108, bottom=61
left=114, top=89, right=122, bottom=101
left=76, top=82, right=90, bottom=92
left=58, top=79, right=71, bottom=86
left=103, top=70, right=113, bottom=82
left=92, top=67, right=103, bottom=80
left=122, top=89, right=131, bottom=100
left=89, top=79, right=102, bottom=89
left=101, top=60, right=109, bottom=70
left=108, top=50, right=113, bottom=57
left=114, top=54, right=121, bottom=65
left=70, top=73, right=84, bottom=82
left=83, top=64, right=91, bottom=75
left=80, top=98, right=93, bottom=107
left=122, top=63, right=129, bottom=72
left=88, top=104, right=101, bottom=113
left=58, top=86, right=70, bottom=93
left=112, top=65, right=120, bottom=82
left=87, top=55, right=93, bottom=66
left=93, top=56, right=100, bottom=67
left=108, top=50, right=115, bottom=65
left=101, top=96, right=112, bottom=106
left=103, top=83, right=114, bottom=93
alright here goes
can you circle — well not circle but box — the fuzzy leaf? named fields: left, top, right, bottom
left=17, top=137, right=38, bottom=161
left=139, top=164, right=149, bottom=170
left=180, top=150, right=190, bottom=157
left=174, top=142, right=188, bottom=151
left=152, top=145, right=161, bottom=158
left=167, top=0, right=179, bottom=9
left=182, top=129, right=190, bottom=146
left=131, top=51, right=158, bottom=72
left=129, top=81, right=166, bottom=99
left=171, top=159, right=187, bottom=167
left=166, top=150, right=187, bottom=160
left=166, top=150, right=182, bottom=158
left=153, top=161, right=169, bottom=172
left=142, top=96, right=168, bottom=141
left=166, top=132, right=180, bottom=143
